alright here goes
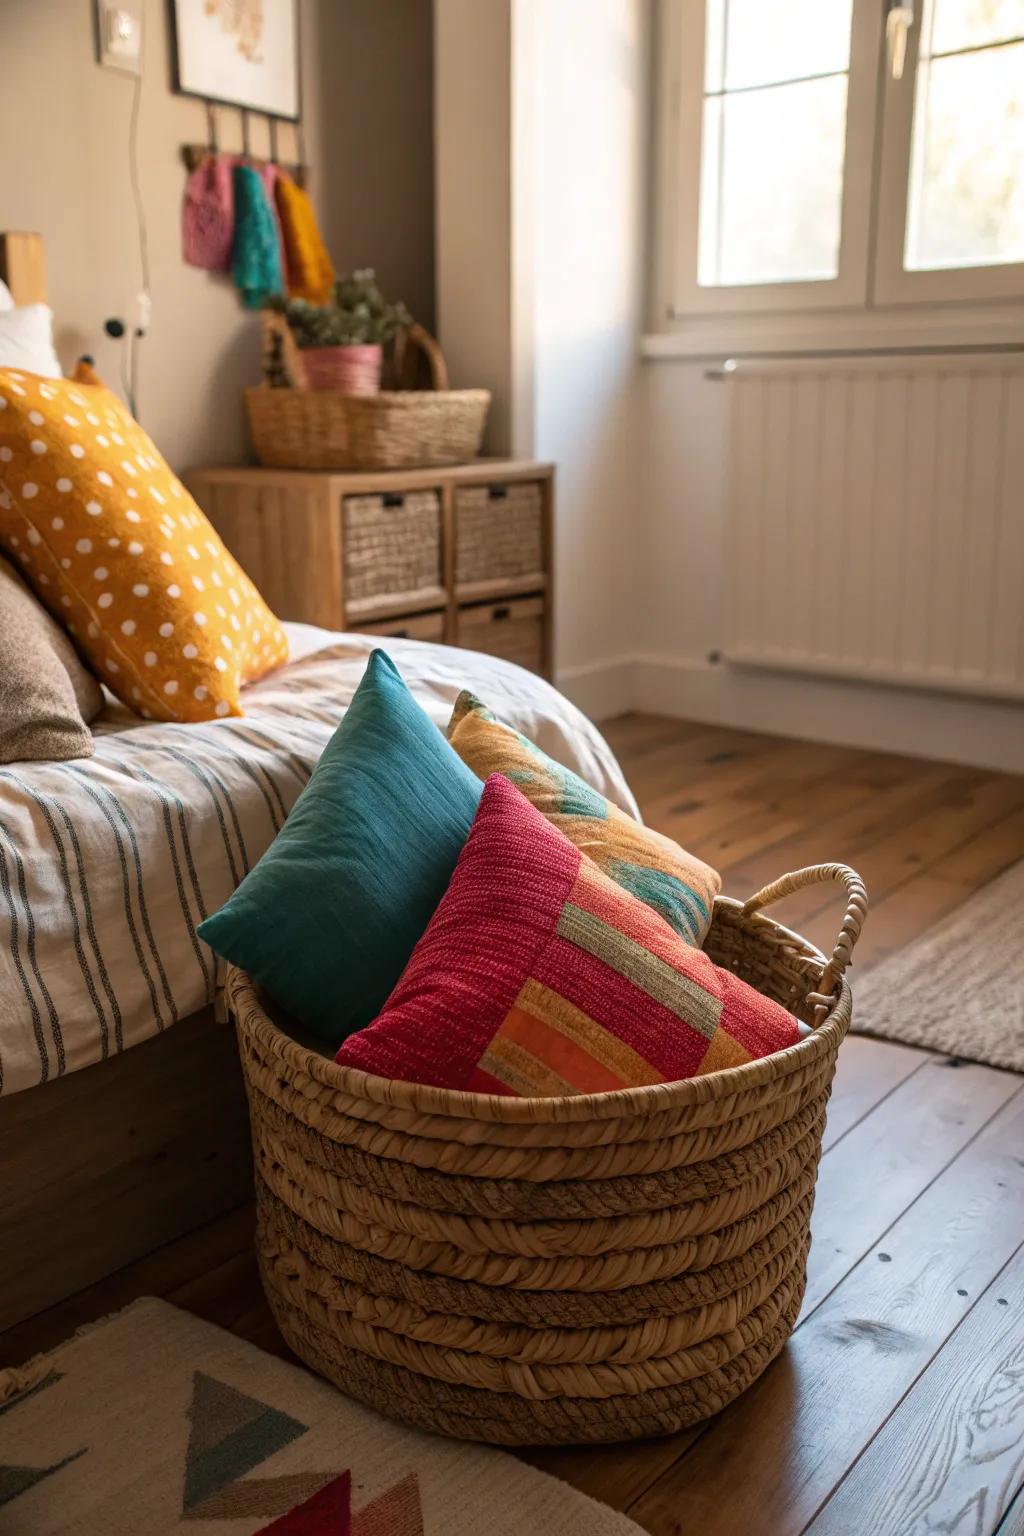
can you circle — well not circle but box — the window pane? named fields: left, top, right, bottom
left=699, top=77, right=848, bottom=286
left=930, top=0, right=1024, bottom=54
left=905, top=42, right=1024, bottom=270
left=705, top=0, right=853, bottom=92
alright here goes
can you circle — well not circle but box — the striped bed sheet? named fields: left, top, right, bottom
left=0, top=625, right=638, bottom=1097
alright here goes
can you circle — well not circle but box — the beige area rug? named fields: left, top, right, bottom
left=853, top=860, right=1024, bottom=1073
left=0, top=1299, right=643, bottom=1536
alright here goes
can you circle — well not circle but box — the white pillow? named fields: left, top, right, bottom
left=0, top=277, right=13, bottom=311
left=0, top=303, right=62, bottom=378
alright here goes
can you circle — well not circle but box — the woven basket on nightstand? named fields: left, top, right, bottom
left=247, top=314, right=491, bottom=472
left=227, top=862, right=867, bottom=1446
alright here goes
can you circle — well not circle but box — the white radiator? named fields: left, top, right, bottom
left=724, top=355, right=1024, bottom=703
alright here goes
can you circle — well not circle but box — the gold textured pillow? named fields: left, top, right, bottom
left=0, top=365, right=288, bottom=721
left=447, top=691, right=722, bottom=947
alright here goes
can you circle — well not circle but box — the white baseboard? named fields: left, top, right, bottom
left=630, top=654, right=1024, bottom=774
left=555, top=656, right=636, bottom=722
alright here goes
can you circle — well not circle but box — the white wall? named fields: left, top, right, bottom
left=634, top=361, right=1024, bottom=774
left=524, top=0, right=648, bottom=707
left=434, top=0, right=649, bottom=703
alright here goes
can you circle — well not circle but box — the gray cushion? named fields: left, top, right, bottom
left=0, top=554, right=103, bottom=763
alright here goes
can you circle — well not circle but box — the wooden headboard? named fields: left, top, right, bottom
left=0, top=232, right=47, bottom=304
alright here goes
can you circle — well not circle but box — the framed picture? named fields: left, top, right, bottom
left=171, top=0, right=300, bottom=121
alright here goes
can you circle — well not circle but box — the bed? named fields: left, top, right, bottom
left=0, top=233, right=637, bottom=1342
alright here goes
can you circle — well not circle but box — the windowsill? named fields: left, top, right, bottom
left=641, top=301, right=1024, bottom=361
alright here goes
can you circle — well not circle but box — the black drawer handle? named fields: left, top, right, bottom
left=392, top=628, right=409, bottom=638
left=493, top=605, right=511, bottom=621
left=382, top=492, right=404, bottom=508
left=488, top=484, right=508, bottom=501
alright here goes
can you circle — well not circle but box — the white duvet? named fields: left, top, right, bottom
left=0, top=626, right=637, bottom=1096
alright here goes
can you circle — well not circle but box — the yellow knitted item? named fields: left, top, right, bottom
left=275, top=178, right=335, bottom=304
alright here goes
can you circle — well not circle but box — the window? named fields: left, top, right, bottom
left=698, top=0, right=854, bottom=287
left=653, top=0, right=1024, bottom=337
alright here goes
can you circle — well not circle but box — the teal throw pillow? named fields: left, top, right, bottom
left=198, top=649, right=483, bottom=1043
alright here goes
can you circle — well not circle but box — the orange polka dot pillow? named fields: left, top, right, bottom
left=0, top=365, right=289, bottom=721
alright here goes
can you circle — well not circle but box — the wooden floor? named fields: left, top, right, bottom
left=4, top=714, right=1024, bottom=1536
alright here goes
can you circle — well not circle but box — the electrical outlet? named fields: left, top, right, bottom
left=95, top=0, right=143, bottom=75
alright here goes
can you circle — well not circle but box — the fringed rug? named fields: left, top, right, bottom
left=853, top=860, right=1024, bottom=1073
left=0, top=1299, right=644, bottom=1535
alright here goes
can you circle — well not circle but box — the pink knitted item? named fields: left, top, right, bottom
left=336, top=776, right=800, bottom=1095
left=182, top=155, right=235, bottom=273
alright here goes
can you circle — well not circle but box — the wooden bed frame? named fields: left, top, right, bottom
left=0, top=233, right=255, bottom=1348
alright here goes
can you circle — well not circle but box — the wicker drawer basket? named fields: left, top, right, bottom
left=455, top=482, right=544, bottom=587
left=342, top=491, right=443, bottom=613
left=456, top=596, right=545, bottom=674
left=228, top=863, right=866, bottom=1446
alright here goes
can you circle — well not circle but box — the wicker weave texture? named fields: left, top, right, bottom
left=251, top=313, right=490, bottom=472
left=343, top=492, right=442, bottom=606
left=245, top=388, right=491, bottom=473
left=229, top=867, right=865, bottom=1445
left=455, top=484, right=544, bottom=586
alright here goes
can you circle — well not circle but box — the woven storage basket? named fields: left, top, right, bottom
left=455, top=483, right=544, bottom=586
left=247, top=315, right=490, bottom=472
left=228, top=862, right=866, bottom=1446
left=342, top=490, right=442, bottom=607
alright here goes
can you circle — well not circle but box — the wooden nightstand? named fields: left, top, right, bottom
left=185, top=459, right=555, bottom=680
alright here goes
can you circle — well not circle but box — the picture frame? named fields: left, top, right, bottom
left=170, top=0, right=301, bottom=122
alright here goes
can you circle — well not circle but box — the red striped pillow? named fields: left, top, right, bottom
left=335, top=775, right=799, bottom=1095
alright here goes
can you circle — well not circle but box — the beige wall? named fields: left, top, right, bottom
left=0, top=0, right=434, bottom=471
left=317, top=0, right=435, bottom=336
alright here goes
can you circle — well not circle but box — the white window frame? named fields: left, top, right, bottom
left=874, top=0, right=1024, bottom=306
left=660, top=0, right=884, bottom=317
left=648, top=0, right=1024, bottom=356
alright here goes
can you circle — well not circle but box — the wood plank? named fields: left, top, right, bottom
left=602, top=714, right=710, bottom=757
left=718, top=760, right=971, bottom=897
left=629, top=1086, right=1024, bottom=1536
left=0, top=1010, right=252, bottom=1340
left=819, top=1034, right=924, bottom=1152
left=670, top=744, right=940, bottom=883
left=0, top=1204, right=256, bottom=1369
left=805, top=1058, right=1020, bottom=1317
left=521, top=1433, right=701, bottom=1516
left=930, top=802, right=1024, bottom=888
left=806, top=1241, right=1024, bottom=1536
left=644, top=740, right=854, bottom=825
left=759, top=772, right=1024, bottom=937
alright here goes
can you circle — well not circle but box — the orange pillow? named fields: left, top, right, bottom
left=0, top=365, right=288, bottom=721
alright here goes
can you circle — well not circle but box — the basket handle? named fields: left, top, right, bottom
left=260, top=309, right=309, bottom=390
left=395, top=322, right=449, bottom=392
left=742, top=864, right=868, bottom=1022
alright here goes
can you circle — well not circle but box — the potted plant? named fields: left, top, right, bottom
left=265, top=271, right=412, bottom=395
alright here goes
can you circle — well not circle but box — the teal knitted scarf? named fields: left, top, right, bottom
left=232, top=163, right=283, bottom=310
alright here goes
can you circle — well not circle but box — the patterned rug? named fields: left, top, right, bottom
left=0, top=1299, right=643, bottom=1535
left=853, top=860, right=1024, bottom=1073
